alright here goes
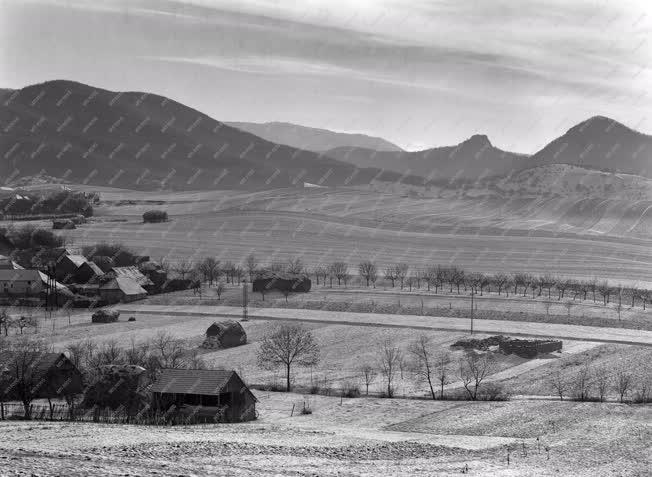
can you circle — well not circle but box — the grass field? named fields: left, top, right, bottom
left=29, top=186, right=651, bottom=287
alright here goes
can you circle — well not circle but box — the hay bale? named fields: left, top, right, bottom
left=202, top=320, right=247, bottom=349
left=91, top=309, right=120, bottom=323
left=52, top=219, right=76, bottom=230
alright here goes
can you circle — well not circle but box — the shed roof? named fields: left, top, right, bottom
left=100, top=276, right=147, bottom=295
left=150, top=368, right=254, bottom=398
left=110, top=266, right=153, bottom=286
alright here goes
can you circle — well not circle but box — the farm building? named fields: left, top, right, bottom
left=252, top=272, right=311, bottom=293
left=0, top=269, right=69, bottom=299
left=75, top=261, right=104, bottom=283
left=54, top=254, right=88, bottom=283
left=151, top=369, right=257, bottom=423
left=0, top=352, right=84, bottom=402
left=99, top=276, right=147, bottom=303
left=202, top=320, right=247, bottom=349
left=108, top=266, right=154, bottom=291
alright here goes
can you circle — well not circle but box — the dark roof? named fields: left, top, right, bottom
left=0, top=352, right=73, bottom=381
left=79, top=261, right=104, bottom=276
left=150, top=368, right=252, bottom=397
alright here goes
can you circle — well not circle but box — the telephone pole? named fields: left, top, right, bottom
left=242, top=279, right=248, bottom=321
left=470, top=289, right=474, bottom=335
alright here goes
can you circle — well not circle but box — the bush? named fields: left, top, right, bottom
left=341, top=382, right=361, bottom=398
left=143, top=210, right=168, bottom=223
left=92, top=310, right=120, bottom=323
left=83, top=243, right=136, bottom=267
left=52, top=219, right=76, bottom=230
left=128, top=317, right=136, bottom=322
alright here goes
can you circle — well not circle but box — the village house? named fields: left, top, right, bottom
left=54, top=254, right=88, bottom=283
left=150, top=368, right=257, bottom=423
left=99, top=276, right=147, bottom=303
left=0, top=268, right=70, bottom=302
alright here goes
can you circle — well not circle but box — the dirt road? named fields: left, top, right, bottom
left=114, top=304, right=652, bottom=346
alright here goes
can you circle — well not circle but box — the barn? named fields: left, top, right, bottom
left=99, top=277, right=147, bottom=303
left=108, top=266, right=154, bottom=292
left=75, top=261, right=104, bottom=283
left=252, top=272, right=311, bottom=293
left=0, top=352, right=84, bottom=402
left=150, top=368, right=257, bottom=423
left=55, top=254, right=88, bottom=283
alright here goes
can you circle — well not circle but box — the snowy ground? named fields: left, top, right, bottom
left=0, top=392, right=649, bottom=476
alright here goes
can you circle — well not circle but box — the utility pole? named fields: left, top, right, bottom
left=470, top=289, right=474, bottom=335
left=242, top=279, right=248, bottom=321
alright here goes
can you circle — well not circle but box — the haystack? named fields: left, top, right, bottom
left=202, top=320, right=247, bottom=349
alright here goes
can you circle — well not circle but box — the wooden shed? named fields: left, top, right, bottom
left=150, top=368, right=257, bottom=423
left=0, top=352, right=84, bottom=402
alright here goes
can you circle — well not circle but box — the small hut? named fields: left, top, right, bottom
left=252, top=272, right=311, bottom=294
left=151, top=368, right=257, bottom=423
left=201, top=320, right=247, bottom=349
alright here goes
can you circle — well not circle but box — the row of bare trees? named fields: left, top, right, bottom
left=316, top=261, right=650, bottom=309
left=548, top=364, right=649, bottom=403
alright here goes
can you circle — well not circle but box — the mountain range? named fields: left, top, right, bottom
left=1, top=80, right=650, bottom=191
left=0, top=80, right=417, bottom=190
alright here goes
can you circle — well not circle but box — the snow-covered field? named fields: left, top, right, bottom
left=0, top=392, right=649, bottom=476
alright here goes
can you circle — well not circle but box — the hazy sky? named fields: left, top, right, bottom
left=1, top=0, right=651, bottom=152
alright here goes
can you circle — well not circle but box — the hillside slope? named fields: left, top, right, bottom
left=527, top=116, right=652, bottom=177
left=0, top=81, right=411, bottom=190
left=326, top=134, right=528, bottom=182
left=227, top=121, right=403, bottom=152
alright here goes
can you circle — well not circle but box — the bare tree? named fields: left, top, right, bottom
left=573, top=364, right=592, bottom=401
left=287, top=257, right=305, bottom=274
left=173, top=259, right=194, bottom=280
left=329, top=261, right=349, bottom=286
left=384, top=266, right=398, bottom=287
left=459, top=352, right=494, bottom=400
left=358, top=261, right=378, bottom=287
left=215, top=282, right=225, bottom=300
left=615, top=368, right=632, bottom=403
left=594, top=366, right=609, bottom=402
left=598, top=281, right=611, bottom=305
left=377, top=339, right=403, bottom=397
left=256, top=324, right=320, bottom=392
left=435, top=351, right=452, bottom=399
left=1, top=336, right=52, bottom=418
left=395, top=263, right=409, bottom=289
left=245, top=254, right=258, bottom=281
left=549, top=370, right=569, bottom=401
left=359, top=364, right=377, bottom=395
left=198, top=257, right=220, bottom=286
left=408, top=335, right=438, bottom=400
left=494, top=273, right=509, bottom=296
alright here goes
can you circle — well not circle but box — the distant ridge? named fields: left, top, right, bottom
left=0, top=80, right=420, bottom=190
left=324, top=134, right=528, bottom=182
left=226, top=121, right=403, bottom=153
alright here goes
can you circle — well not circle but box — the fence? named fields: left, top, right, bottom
left=0, top=402, right=229, bottom=425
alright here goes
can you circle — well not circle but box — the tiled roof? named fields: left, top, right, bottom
left=150, top=368, right=236, bottom=395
